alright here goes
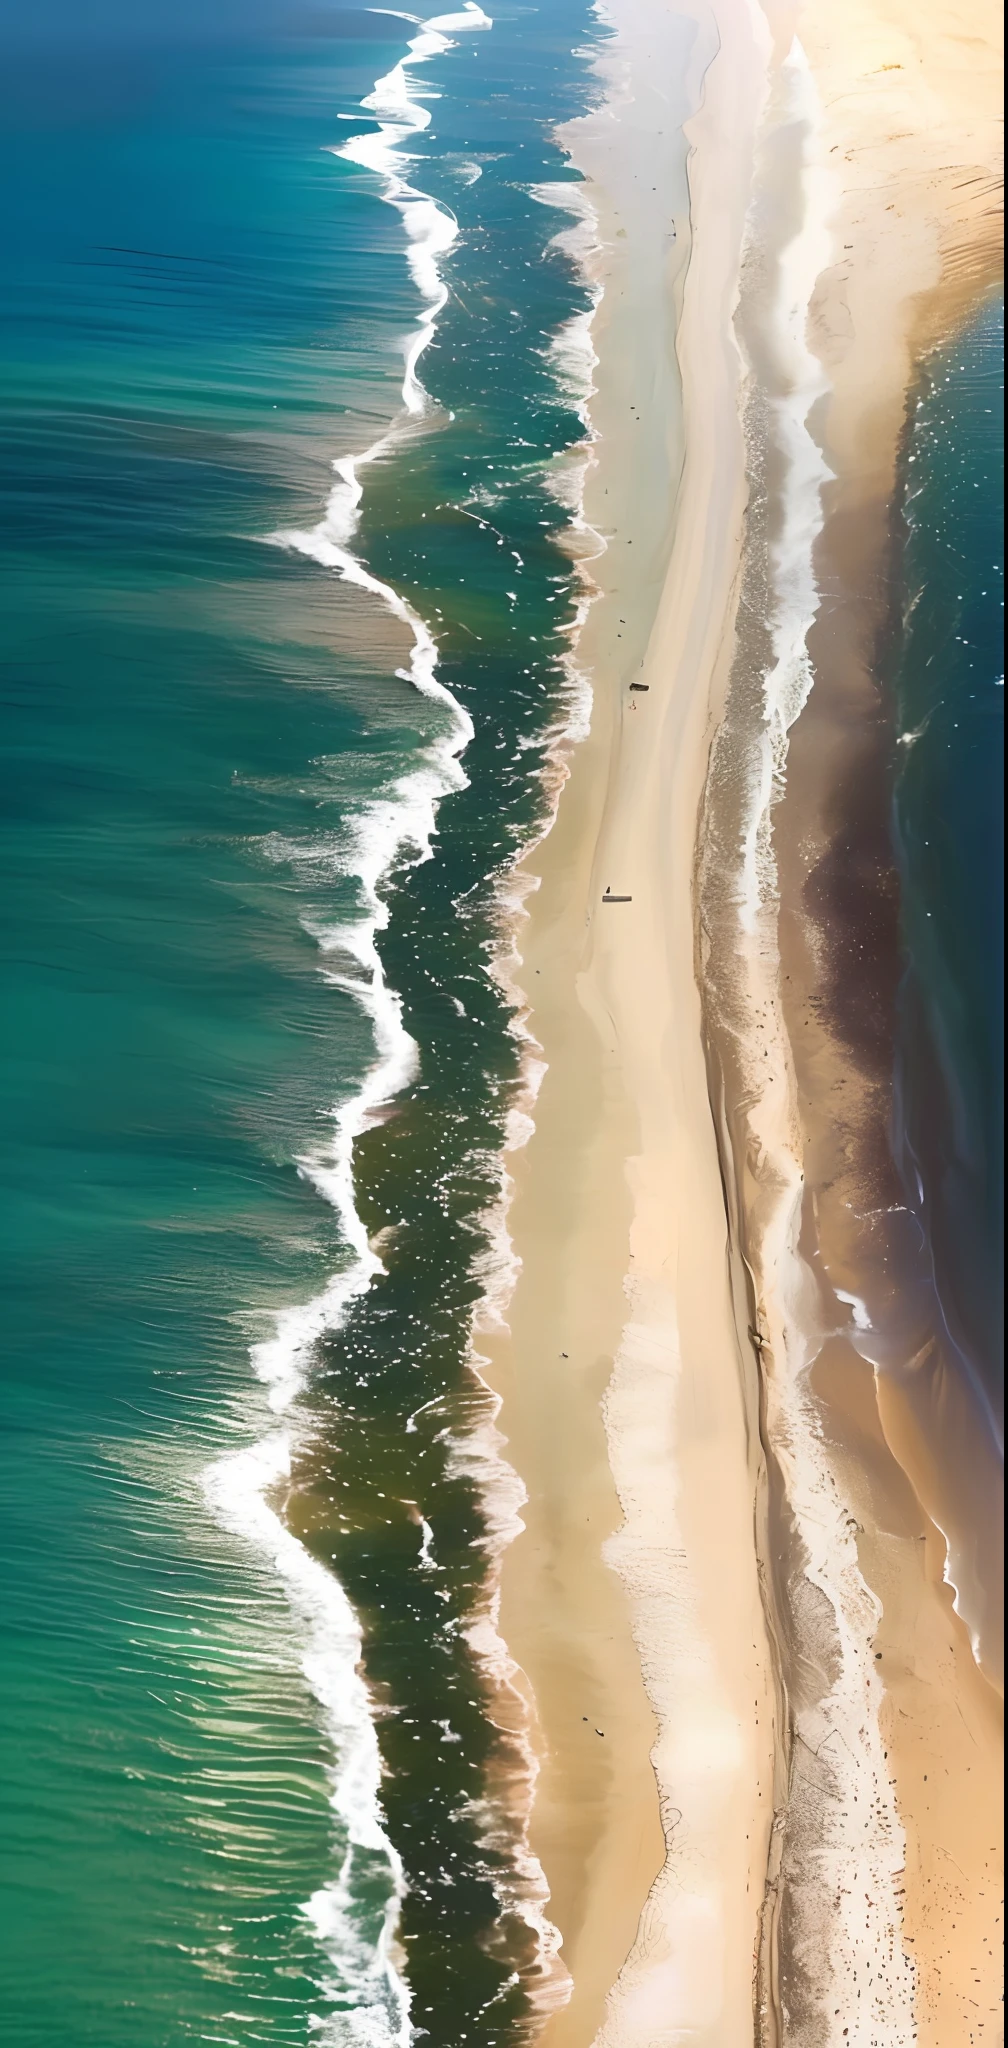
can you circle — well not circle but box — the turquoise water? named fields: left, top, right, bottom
left=0, top=4, right=608, bottom=2040
left=891, top=298, right=1004, bottom=1442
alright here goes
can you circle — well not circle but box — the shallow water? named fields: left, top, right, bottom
left=0, top=4, right=609, bottom=2039
left=890, top=298, right=1005, bottom=1443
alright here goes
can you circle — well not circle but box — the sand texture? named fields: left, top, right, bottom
left=483, top=2, right=781, bottom=2041
left=480, top=0, right=1004, bottom=2039
left=741, top=0, right=1003, bottom=2037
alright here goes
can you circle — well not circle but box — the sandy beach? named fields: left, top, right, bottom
left=483, top=2, right=780, bottom=2041
left=479, top=0, right=1003, bottom=2038
left=767, top=0, right=1004, bottom=2034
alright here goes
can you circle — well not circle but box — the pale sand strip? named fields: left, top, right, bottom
left=793, top=0, right=1006, bottom=1657
left=696, top=0, right=1003, bottom=2039
left=478, top=3, right=780, bottom=2042
left=786, top=2, right=1004, bottom=2036
left=480, top=0, right=1001, bottom=2039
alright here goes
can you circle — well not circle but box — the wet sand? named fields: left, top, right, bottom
left=699, top=0, right=1004, bottom=2037
left=784, top=0, right=1003, bottom=2034
left=481, top=2, right=779, bottom=2041
left=480, top=0, right=1002, bottom=2037
left=790, top=0, right=1005, bottom=1693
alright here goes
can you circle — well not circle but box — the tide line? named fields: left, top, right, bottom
left=732, top=42, right=916, bottom=2042
left=204, top=10, right=492, bottom=2044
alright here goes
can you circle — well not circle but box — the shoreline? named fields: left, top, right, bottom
left=485, top=0, right=1003, bottom=2036
left=769, top=0, right=1003, bottom=2031
left=483, top=3, right=780, bottom=2040
left=215, top=14, right=495, bottom=2034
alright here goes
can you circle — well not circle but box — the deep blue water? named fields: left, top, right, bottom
left=892, top=297, right=1005, bottom=1438
left=0, top=4, right=607, bottom=2041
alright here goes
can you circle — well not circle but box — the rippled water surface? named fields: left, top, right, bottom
left=0, top=3, right=606, bottom=2039
left=891, top=297, right=1005, bottom=1437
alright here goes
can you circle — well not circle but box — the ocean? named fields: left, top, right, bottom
left=891, top=299, right=1005, bottom=1452
left=0, top=4, right=605, bottom=2041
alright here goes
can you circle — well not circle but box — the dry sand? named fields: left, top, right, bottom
left=481, top=2, right=781, bottom=2042
left=477, top=0, right=1003, bottom=2039
left=775, top=0, right=1004, bottom=2037
left=699, top=0, right=1004, bottom=2036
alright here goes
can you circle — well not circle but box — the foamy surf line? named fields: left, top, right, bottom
left=429, top=171, right=609, bottom=2023
left=203, top=8, right=617, bottom=2025
left=730, top=44, right=915, bottom=2039
left=203, top=10, right=495, bottom=2041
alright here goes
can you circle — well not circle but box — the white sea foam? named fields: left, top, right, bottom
left=529, top=180, right=605, bottom=749
left=204, top=1435, right=410, bottom=2047
left=442, top=1120, right=569, bottom=2014
left=835, top=1286, right=872, bottom=1333
left=203, top=9, right=493, bottom=2040
left=206, top=17, right=613, bottom=2025
left=738, top=42, right=833, bottom=939
left=430, top=171, right=609, bottom=2022
left=733, top=44, right=916, bottom=2040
